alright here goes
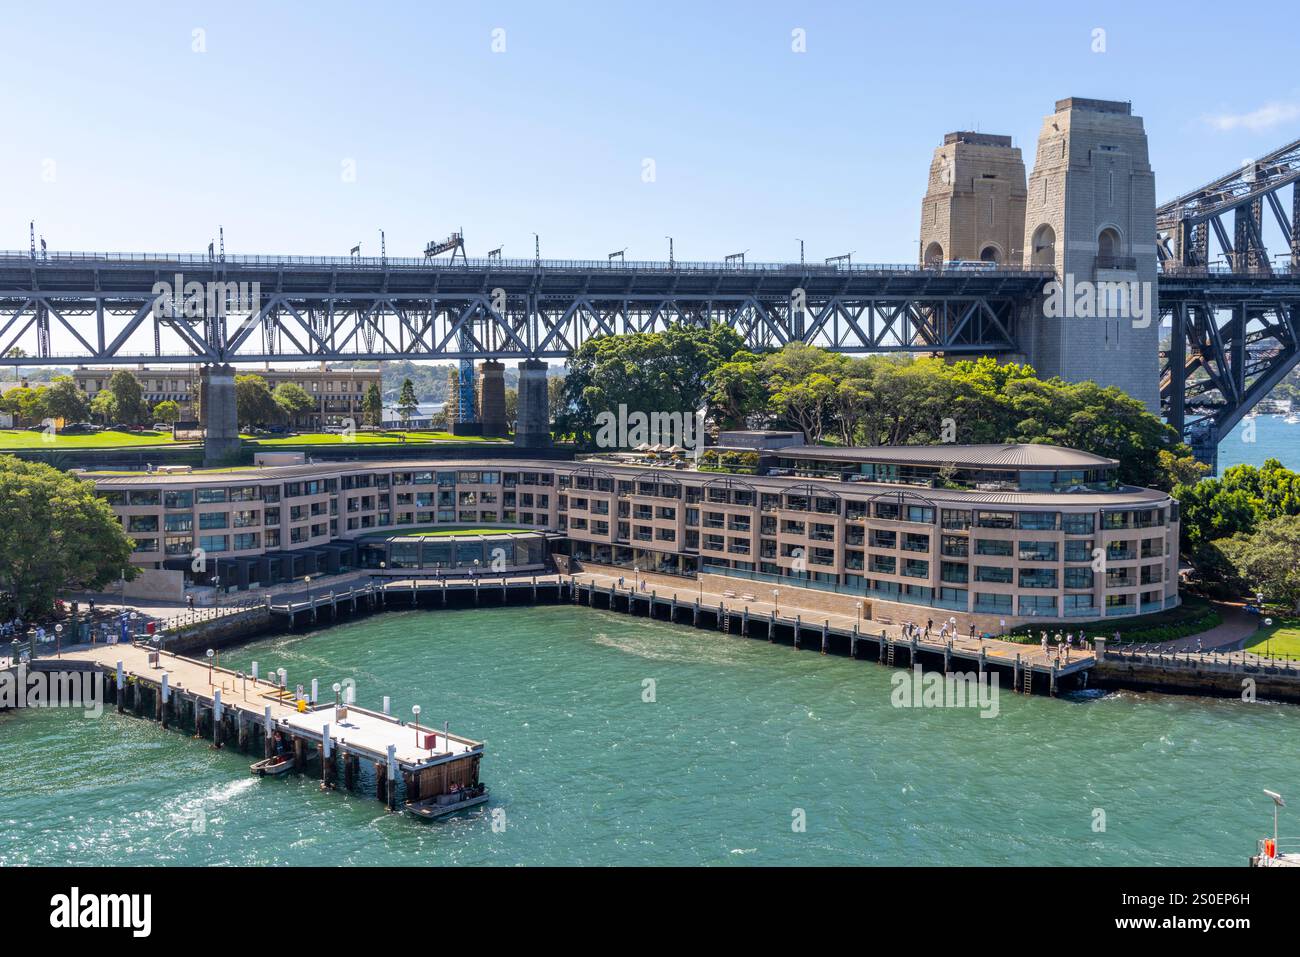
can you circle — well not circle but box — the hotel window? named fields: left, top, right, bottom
left=974, top=565, right=1013, bottom=584
left=199, top=512, right=228, bottom=529
left=1017, top=541, right=1057, bottom=562
left=132, top=538, right=158, bottom=552
left=128, top=490, right=160, bottom=506
left=128, top=515, right=158, bottom=532
left=1064, top=567, right=1094, bottom=589
left=974, top=593, right=1012, bottom=614
left=1018, top=568, right=1058, bottom=589
left=1017, top=511, right=1059, bottom=531
left=164, top=490, right=193, bottom=509
left=942, top=509, right=971, bottom=532
left=1063, top=595, right=1094, bottom=614
left=198, top=535, right=228, bottom=553
left=869, top=554, right=897, bottom=575
left=197, top=488, right=227, bottom=504
left=974, top=539, right=1013, bottom=557
left=974, top=510, right=1014, bottom=529
left=1062, top=513, right=1095, bottom=534
left=1018, top=596, right=1057, bottom=616
left=233, top=533, right=260, bottom=550
left=164, top=514, right=192, bottom=532
left=165, top=535, right=192, bottom=556
left=1064, top=540, right=1094, bottom=563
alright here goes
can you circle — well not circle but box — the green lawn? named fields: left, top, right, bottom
left=0, top=429, right=184, bottom=449
left=1243, top=620, right=1300, bottom=660
left=248, top=430, right=509, bottom=446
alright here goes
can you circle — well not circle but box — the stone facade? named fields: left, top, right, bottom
left=919, top=132, right=1026, bottom=265
left=1021, top=97, right=1160, bottom=410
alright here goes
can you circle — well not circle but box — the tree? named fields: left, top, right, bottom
left=504, top=387, right=518, bottom=430
left=105, top=370, right=146, bottom=425
left=41, top=376, right=90, bottom=425
left=362, top=382, right=384, bottom=428
left=1216, top=515, right=1300, bottom=611
left=89, top=390, right=118, bottom=425
left=272, top=382, right=316, bottom=425
left=557, top=324, right=747, bottom=446
left=234, top=375, right=280, bottom=430
left=0, top=457, right=136, bottom=618
left=1174, top=459, right=1300, bottom=556
left=397, top=378, right=419, bottom=427
left=151, top=400, right=182, bottom=425
left=0, top=386, right=47, bottom=428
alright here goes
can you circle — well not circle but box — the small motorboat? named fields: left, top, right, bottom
left=250, top=755, right=294, bottom=777
left=404, top=784, right=489, bottom=820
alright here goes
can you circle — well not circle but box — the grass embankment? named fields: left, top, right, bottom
left=0, top=429, right=184, bottom=449
left=1242, top=620, right=1300, bottom=660
left=248, top=431, right=509, bottom=446
left=1002, top=596, right=1221, bottom=645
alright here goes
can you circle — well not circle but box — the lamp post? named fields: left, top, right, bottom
left=772, top=589, right=780, bottom=614
left=54, top=623, right=63, bottom=659
left=333, top=682, right=342, bottom=712
left=1265, top=618, right=1274, bottom=658
left=129, top=611, right=138, bottom=640
left=205, top=648, right=215, bottom=687
left=1265, top=789, right=1286, bottom=855
left=856, top=602, right=863, bottom=625
left=412, top=704, right=422, bottom=749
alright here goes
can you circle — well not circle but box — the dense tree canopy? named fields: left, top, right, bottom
left=235, top=374, right=280, bottom=429
left=555, top=325, right=747, bottom=445
left=702, top=348, right=1198, bottom=490
left=272, top=382, right=316, bottom=422
left=1173, top=459, right=1300, bottom=556
left=0, top=457, right=136, bottom=618
left=105, top=370, right=146, bottom=425
left=1213, top=515, right=1300, bottom=612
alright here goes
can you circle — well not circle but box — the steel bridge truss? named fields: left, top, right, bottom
left=1157, top=136, right=1300, bottom=272
left=0, top=290, right=1025, bottom=365
left=1160, top=278, right=1300, bottom=466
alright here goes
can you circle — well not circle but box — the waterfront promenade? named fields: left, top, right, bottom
left=570, top=566, right=1093, bottom=676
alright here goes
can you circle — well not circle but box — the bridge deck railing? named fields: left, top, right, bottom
left=0, top=249, right=1053, bottom=279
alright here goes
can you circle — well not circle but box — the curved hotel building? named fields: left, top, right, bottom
left=88, top=432, right=1179, bottom=630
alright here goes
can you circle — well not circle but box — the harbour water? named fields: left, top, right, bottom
left=1218, top=414, right=1300, bottom=471
left=2, top=605, right=1295, bottom=866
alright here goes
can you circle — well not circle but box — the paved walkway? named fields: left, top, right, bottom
left=1161, top=602, right=1261, bottom=653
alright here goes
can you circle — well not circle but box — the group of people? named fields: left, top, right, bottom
left=900, top=618, right=975, bottom=642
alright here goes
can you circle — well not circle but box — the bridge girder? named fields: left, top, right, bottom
left=0, top=254, right=1045, bottom=365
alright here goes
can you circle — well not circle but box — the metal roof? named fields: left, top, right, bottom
left=772, top=443, right=1118, bottom=469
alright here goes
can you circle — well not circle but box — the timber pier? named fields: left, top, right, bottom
left=44, top=642, right=485, bottom=814
left=564, top=571, right=1093, bottom=696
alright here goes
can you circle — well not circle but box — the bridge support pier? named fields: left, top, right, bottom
left=515, top=360, right=550, bottom=448
left=200, top=363, right=241, bottom=466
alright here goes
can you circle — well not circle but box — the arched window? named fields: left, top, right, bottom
left=979, top=245, right=1002, bottom=264
left=1030, top=224, right=1056, bottom=266
left=923, top=242, right=944, bottom=267
left=1098, top=227, right=1122, bottom=260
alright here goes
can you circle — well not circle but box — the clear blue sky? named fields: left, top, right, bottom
left=4, top=0, right=1296, bottom=265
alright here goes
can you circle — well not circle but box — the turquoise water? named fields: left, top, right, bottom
left=1218, top=414, right=1300, bottom=471
left=2, top=605, right=1296, bottom=866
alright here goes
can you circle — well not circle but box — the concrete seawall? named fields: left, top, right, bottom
left=1094, top=655, right=1300, bottom=704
